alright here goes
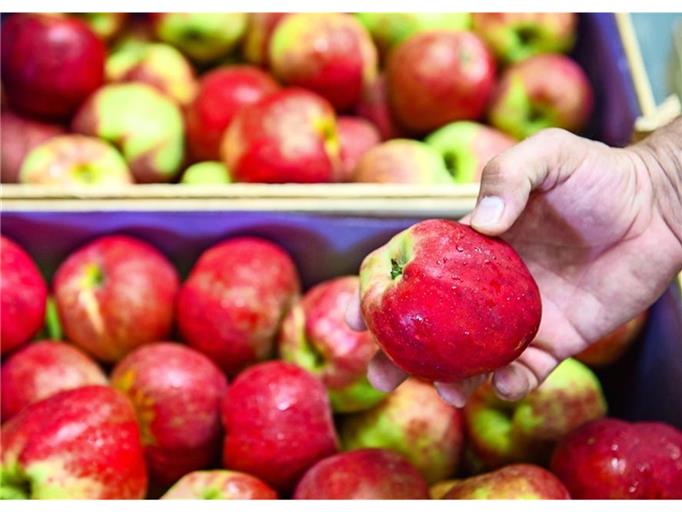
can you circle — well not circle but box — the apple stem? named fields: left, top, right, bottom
left=390, top=258, right=404, bottom=280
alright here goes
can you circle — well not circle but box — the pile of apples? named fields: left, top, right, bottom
left=2, top=12, right=594, bottom=186
left=3, top=232, right=680, bottom=500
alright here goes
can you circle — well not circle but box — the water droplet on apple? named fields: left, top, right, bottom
left=456, top=246, right=464, bottom=252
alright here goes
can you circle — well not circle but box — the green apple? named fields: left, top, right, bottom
left=181, top=162, right=231, bottom=185
left=72, top=13, right=129, bottom=41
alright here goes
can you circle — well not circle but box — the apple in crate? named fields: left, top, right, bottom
left=425, top=121, right=515, bottom=182
left=111, top=342, right=227, bottom=486
left=551, top=418, right=682, bottom=499
left=19, top=135, right=132, bottom=185
left=186, top=66, right=279, bottom=161
left=162, top=470, right=276, bottom=499
left=1, top=14, right=105, bottom=120
left=336, top=116, right=381, bottom=182
left=488, top=54, right=593, bottom=139
left=1, top=237, right=47, bottom=355
left=181, top=162, right=231, bottom=185
left=387, top=30, right=496, bottom=134
left=576, top=311, right=647, bottom=367
left=242, top=13, right=289, bottom=66
left=464, top=358, right=606, bottom=470
left=340, top=378, right=464, bottom=483
left=355, top=74, right=404, bottom=140
left=0, top=386, right=147, bottom=499
left=294, top=448, right=429, bottom=499
left=279, top=276, right=386, bottom=413
left=442, top=464, right=570, bottom=499
left=53, top=235, right=179, bottom=363
left=1, top=340, right=107, bottom=421
left=359, top=219, right=541, bottom=382
left=73, top=13, right=129, bottom=41
left=72, top=83, right=185, bottom=183
left=222, top=361, right=338, bottom=492
left=222, top=88, right=340, bottom=183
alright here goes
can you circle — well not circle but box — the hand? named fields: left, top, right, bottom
left=347, top=122, right=682, bottom=406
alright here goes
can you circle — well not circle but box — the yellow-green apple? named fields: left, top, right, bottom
left=293, top=448, right=429, bottom=499
left=111, top=342, right=228, bottom=486
left=340, top=378, right=464, bottom=483
left=1, top=14, right=105, bottom=120
left=353, top=139, right=453, bottom=184
left=73, top=13, right=129, bottom=41
left=222, top=361, right=338, bottom=492
left=425, top=121, right=515, bottom=182
left=221, top=88, right=340, bottom=183
left=0, top=386, right=147, bottom=499
left=106, top=42, right=198, bottom=105
left=72, top=83, right=185, bottom=183
left=472, top=13, right=577, bottom=63
left=464, top=358, right=607, bottom=470
left=359, top=219, right=541, bottom=382
left=1, top=108, right=65, bottom=183
left=430, top=479, right=458, bottom=499
left=279, top=276, right=385, bottom=413
left=551, top=418, right=682, bottom=499
left=19, top=135, right=132, bottom=185
left=1, top=340, right=107, bottom=421
left=442, top=464, right=570, bottom=499
left=355, top=74, right=404, bottom=140
left=387, top=31, right=496, bottom=134
left=488, top=54, right=593, bottom=139
left=336, top=116, right=381, bottom=182
left=152, top=13, right=248, bottom=64
left=161, top=470, right=276, bottom=499
left=242, top=13, right=289, bottom=66
left=269, top=13, right=377, bottom=111
left=0, top=237, right=47, bottom=355
left=178, top=237, right=300, bottom=375
left=576, top=311, right=647, bottom=367
left=53, top=235, right=179, bottom=363
left=181, top=161, right=231, bottom=184
left=186, top=66, right=279, bottom=161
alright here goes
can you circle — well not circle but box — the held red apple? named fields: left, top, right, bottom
left=242, top=13, right=289, bottom=66
left=355, top=74, right=404, bottom=140
left=1, top=340, right=107, bottom=421
left=111, top=342, right=228, bottom=486
left=222, top=361, right=338, bottom=492
left=294, top=448, right=429, bottom=499
left=576, top=311, right=647, bottom=367
left=162, top=470, right=276, bottom=499
left=387, top=31, right=496, bottom=134
left=442, top=464, right=570, bottom=499
left=1, top=14, right=105, bottom=120
left=186, top=66, right=279, bottom=161
left=464, top=358, right=607, bottom=470
left=53, top=235, right=179, bottom=363
left=269, top=13, right=377, bottom=111
left=359, top=219, right=541, bottom=382
left=550, top=418, right=682, bottom=499
left=279, top=276, right=385, bottom=413
left=178, top=237, right=300, bottom=374
left=488, top=54, right=593, bottom=139
left=0, top=386, right=147, bottom=499
left=336, top=116, right=381, bottom=182
left=1, top=237, right=47, bottom=355
left=340, top=378, right=464, bottom=483
left=221, top=88, right=340, bottom=183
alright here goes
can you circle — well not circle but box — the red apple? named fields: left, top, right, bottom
left=355, top=74, right=404, bottom=140
left=1, top=14, right=105, bottom=121
left=387, top=30, right=496, bottom=134
left=222, top=361, right=338, bottom=492
left=161, top=470, right=276, bottom=499
left=279, top=276, right=385, bottom=413
left=111, top=342, right=228, bottom=486
left=178, top=237, right=300, bottom=375
left=186, top=66, right=279, bottom=161
left=551, top=418, right=682, bottom=499
left=0, top=386, right=147, bottom=499
left=359, top=219, right=541, bottom=382
left=53, top=235, right=179, bottom=363
left=221, top=88, right=340, bottom=183
left=336, top=116, right=381, bottom=182
left=242, top=13, right=289, bottom=66
left=294, top=448, right=429, bottom=499
left=1, top=340, right=107, bottom=421
left=576, top=311, right=647, bottom=367
left=0, top=236, right=47, bottom=355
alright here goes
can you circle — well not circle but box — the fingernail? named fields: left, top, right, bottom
left=435, top=383, right=466, bottom=408
left=494, top=366, right=528, bottom=401
left=367, top=365, right=396, bottom=392
left=472, top=196, right=504, bottom=229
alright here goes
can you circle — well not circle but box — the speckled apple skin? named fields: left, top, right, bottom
left=0, top=386, right=147, bottom=499
left=294, top=448, right=429, bottom=499
left=111, top=342, right=228, bottom=486
left=161, top=470, right=277, bottom=499
left=360, top=219, right=541, bottom=382
left=551, top=418, right=682, bottom=499
left=221, top=361, right=338, bottom=492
